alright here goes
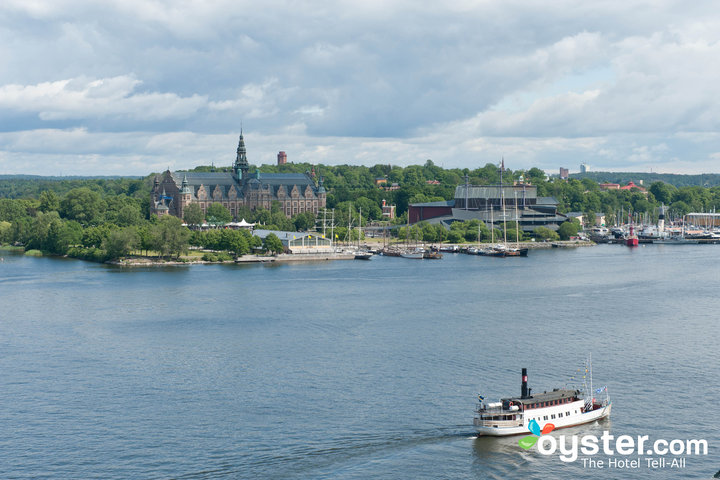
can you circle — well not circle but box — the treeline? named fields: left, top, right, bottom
left=3, top=161, right=720, bottom=261
left=572, top=171, right=720, bottom=188
left=397, top=219, right=579, bottom=244
left=0, top=187, right=288, bottom=262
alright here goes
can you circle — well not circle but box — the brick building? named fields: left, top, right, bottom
left=151, top=133, right=326, bottom=220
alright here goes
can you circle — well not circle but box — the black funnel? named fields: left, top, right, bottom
left=521, top=368, right=528, bottom=399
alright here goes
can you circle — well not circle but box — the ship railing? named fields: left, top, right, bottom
left=475, top=418, right=524, bottom=428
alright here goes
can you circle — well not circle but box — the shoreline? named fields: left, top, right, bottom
left=2, top=241, right=594, bottom=267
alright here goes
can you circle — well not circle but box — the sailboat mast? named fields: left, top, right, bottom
left=515, top=191, right=519, bottom=247
left=500, top=164, right=507, bottom=245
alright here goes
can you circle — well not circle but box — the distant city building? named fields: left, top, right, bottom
left=580, top=163, right=589, bottom=174
left=381, top=200, right=396, bottom=219
left=374, top=177, right=388, bottom=186
left=599, top=183, right=620, bottom=190
left=277, top=151, right=287, bottom=165
left=151, top=133, right=326, bottom=220
left=408, top=184, right=567, bottom=232
left=559, top=167, right=569, bottom=179
left=619, top=181, right=646, bottom=193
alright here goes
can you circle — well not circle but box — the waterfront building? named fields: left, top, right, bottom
left=408, top=183, right=567, bottom=232
left=151, top=133, right=326, bottom=220
left=252, top=229, right=333, bottom=254
left=559, top=167, right=569, bottom=179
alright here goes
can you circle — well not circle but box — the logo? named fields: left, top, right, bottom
left=518, top=419, right=555, bottom=450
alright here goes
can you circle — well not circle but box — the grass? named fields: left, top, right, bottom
left=0, top=244, right=25, bottom=251
left=24, top=249, right=43, bottom=256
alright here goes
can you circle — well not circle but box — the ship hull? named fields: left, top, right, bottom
left=475, top=402, right=611, bottom=437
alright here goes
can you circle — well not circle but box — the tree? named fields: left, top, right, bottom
left=153, top=215, right=190, bottom=258
left=557, top=220, right=580, bottom=240
left=60, top=187, right=107, bottom=225
left=205, top=203, right=232, bottom=225
left=116, top=204, right=143, bottom=226
left=39, top=190, right=60, bottom=212
left=263, top=233, right=284, bottom=254
left=533, top=226, right=559, bottom=241
left=293, top=211, right=316, bottom=231
left=103, top=227, right=140, bottom=259
left=183, top=203, right=204, bottom=228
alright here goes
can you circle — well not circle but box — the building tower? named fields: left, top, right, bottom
left=179, top=174, right=192, bottom=218
left=234, top=130, right=249, bottom=182
left=277, top=151, right=287, bottom=165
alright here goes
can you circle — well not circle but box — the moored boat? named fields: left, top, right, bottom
left=474, top=364, right=611, bottom=437
left=400, top=249, right=424, bottom=259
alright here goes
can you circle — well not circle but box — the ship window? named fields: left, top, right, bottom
left=543, top=416, right=548, bottom=420
left=567, top=411, right=570, bottom=416
left=558, top=413, right=563, bottom=418
left=551, top=414, right=556, bottom=419
left=575, top=410, right=578, bottom=414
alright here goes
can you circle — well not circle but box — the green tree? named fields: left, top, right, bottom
left=263, top=233, right=284, bottom=254
left=154, top=215, right=190, bottom=258
left=557, top=220, right=580, bottom=240
left=39, top=190, right=60, bottom=212
left=116, top=204, right=143, bottom=227
left=60, top=187, right=107, bottom=225
left=183, top=203, right=204, bottom=228
left=205, top=203, right=232, bottom=225
left=0, top=220, right=11, bottom=243
left=292, top=211, right=316, bottom=231
left=103, top=227, right=140, bottom=259
left=533, top=226, right=560, bottom=241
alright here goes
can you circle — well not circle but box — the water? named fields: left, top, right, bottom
left=1, top=245, right=718, bottom=479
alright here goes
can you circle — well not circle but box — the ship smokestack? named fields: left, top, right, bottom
left=521, top=368, right=528, bottom=399
left=658, top=204, right=665, bottom=233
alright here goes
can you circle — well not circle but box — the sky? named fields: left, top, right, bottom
left=1, top=0, right=720, bottom=176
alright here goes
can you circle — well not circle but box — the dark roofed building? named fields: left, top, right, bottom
left=151, top=133, right=326, bottom=220
left=409, top=183, right=567, bottom=232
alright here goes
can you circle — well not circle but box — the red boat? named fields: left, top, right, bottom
left=626, top=215, right=639, bottom=247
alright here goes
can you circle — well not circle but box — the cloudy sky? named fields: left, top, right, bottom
left=1, top=0, right=719, bottom=176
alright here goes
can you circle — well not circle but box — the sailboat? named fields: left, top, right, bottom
left=482, top=165, right=528, bottom=257
left=354, top=207, right=373, bottom=259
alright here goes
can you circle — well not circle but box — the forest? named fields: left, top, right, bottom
left=2, top=161, right=720, bottom=261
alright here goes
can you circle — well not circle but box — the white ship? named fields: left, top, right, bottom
left=474, top=365, right=611, bottom=436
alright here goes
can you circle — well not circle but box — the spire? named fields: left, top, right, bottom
left=234, top=129, right=249, bottom=182
left=181, top=174, right=191, bottom=194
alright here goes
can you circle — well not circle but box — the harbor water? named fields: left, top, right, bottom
left=1, top=244, right=718, bottom=479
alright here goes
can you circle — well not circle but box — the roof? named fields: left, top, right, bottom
left=252, top=229, right=319, bottom=241
left=171, top=171, right=238, bottom=186
left=503, top=389, right=581, bottom=405
left=535, top=196, right=558, bottom=205
left=454, top=184, right=538, bottom=201
left=257, top=173, right=314, bottom=186
left=409, top=200, right=455, bottom=208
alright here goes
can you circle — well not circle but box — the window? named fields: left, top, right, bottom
left=566, top=411, right=570, bottom=416
left=551, top=414, right=556, bottom=419
left=543, top=416, right=548, bottom=420
left=558, top=413, right=563, bottom=418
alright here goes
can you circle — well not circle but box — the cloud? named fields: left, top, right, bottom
left=0, top=75, right=207, bottom=122
left=1, top=1, right=720, bottom=174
